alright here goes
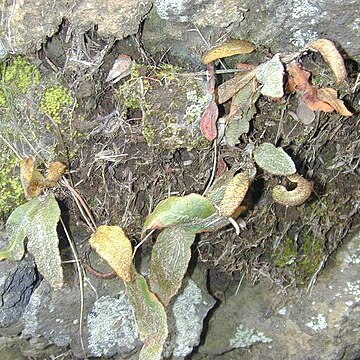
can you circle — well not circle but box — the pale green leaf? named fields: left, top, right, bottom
left=149, top=227, right=196, bottom=306
left=225, top=80, right=260, bottom=146
left=90, top=225, right=135, bottom=283
left=256, top=54, right=284, bottom=99
left=26, top=195, right=63, bottom=288
left=254, top=143, right=296, bottom=176
left=0, top=198, right=41, bottom=261
left=127, top=274, right=168, bottom=360
left=142, top=194, right=216, bottom=237
left=0, top=195, right=63, bottom=288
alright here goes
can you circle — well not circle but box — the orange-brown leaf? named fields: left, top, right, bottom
left=317, top=88, right=353, bottom=116
left=20, top=157, right=66, bottom=199
left=309, top=39, right=347, bottom=84
left=200, top=99, right=219, bottom=140
left=287, top=63, right=334, bottom=113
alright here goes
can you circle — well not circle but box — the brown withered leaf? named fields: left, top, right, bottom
left=317, top=88, right=353, bottom=116
left=287, top=63, right=334, bottom=113
left=20, top=157, right=66, bottom=199
left=218, top=69, right=257, bottom=104
left=200, top=98, right=219, bottom=140
left=20, top=157, right=46, bottom=199
left=309, top=39, right=347, bottom=84
left=203, top=39, right=255, bottom=64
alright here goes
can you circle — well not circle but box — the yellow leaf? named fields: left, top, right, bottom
left=317, top=87, right=353, bottom=116
left=309, top=39, right=347, bottom=84
left=203, top=39, right=256, bottom=64
left=90, top=226, right=135, bottom=283
left=219, top=172, right=251, bottom=217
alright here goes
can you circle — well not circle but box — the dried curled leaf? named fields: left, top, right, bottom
left=254, top=143, right=296, bottom=176
left=149, top=226, right=196, bottom=306
left=272, top=173, right=312, bottom=206
left=203, top=39, right=255, bottom=64
left=127, top=274, right=168, bottom=360
left=309, top=39, right=347, bottom=84
left=90, top=225, right=135, bottom=283
left=287, top=63, right=352, bottom=116
left=20, top=157, right=66, bottom=199
left=219, top=172, right=251, bottom=217
left=317, top=88, right=353, bottom=116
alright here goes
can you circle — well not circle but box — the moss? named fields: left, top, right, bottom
left=40, top=85, right=73, bottom=124
left=156, top=63, right=182, bottom=82
left=273, top=238, right=297, bottom=267
left=0, top=56, right=41, bottom=109
left=142, top=126, right=155, bottom=143
left=0, top=152, right=25, bottom=221
left=296, top=233, right=324, bottom=284
left=273, top=229, right=324, bottom=285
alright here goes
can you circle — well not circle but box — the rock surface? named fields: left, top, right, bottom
left=3, top=0, right=152, bottom=53
left=0, top=254, right=39, bottom=330
left=197, top=229, right=360, bottom=359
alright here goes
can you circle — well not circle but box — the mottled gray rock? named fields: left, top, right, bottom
left=0, top=255, right=38, bottom=328
left=87, top=293, right=140, bottom=358
left=2, top=0, right=152, bottom=53
left=146, top=0, right=360, bottom=65
left=171, top=279, right=216, bottom=358
left=198, top=229, right=360, bottom=359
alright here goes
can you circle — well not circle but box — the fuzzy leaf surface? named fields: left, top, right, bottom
left=142, top=194, right=216, bottom=237
left=127, top=274, right=168, bottom=360
left=149, top=226, right=196, bottom=306
left=256, top=54, right=284, bottom=99
left=90, top=225, right=135, bottom=283
left=254, top=143, right=296, bottom=176
left=0, top=195, right=63, bottom=288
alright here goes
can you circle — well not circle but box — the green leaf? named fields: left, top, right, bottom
left=254, top=143, right=296, bottom=176
left=0, top=195, right=63, bottom=288
left=225, top=80, right=260, bottom=147
left=142, top=194, right=216, bottom=237
left=90, top=225, right=135, bottom=283
left=149, top=227, right=196, bottom=306
left=127, top=274, right=168, bottom=360
left=0, top=198, right=40, bottom=261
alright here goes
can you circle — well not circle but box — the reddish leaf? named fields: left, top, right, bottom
left=200, top=99, right=219, bottom=141
left=216, top=156, right=228, bottom=176
left=287, top=63, right=334, bottom=113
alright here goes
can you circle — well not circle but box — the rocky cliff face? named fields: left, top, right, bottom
left=0, top=1, right=359, bottom=359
